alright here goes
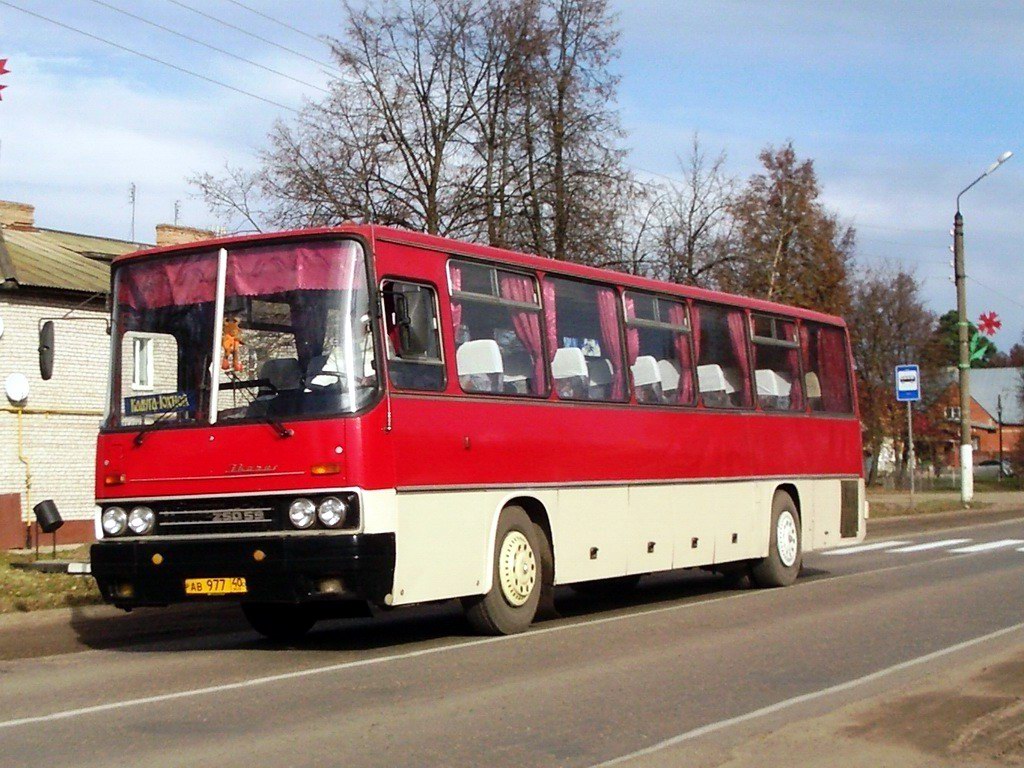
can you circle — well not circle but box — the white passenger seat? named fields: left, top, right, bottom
left=698, top=363, right=735, bottom=407
left=552, top=347, right=589, bottom=399
left=658, top=359, right=681, bottom=402
left=457, top=339, right=504, bottom=394
left=755, top=368, right=792, bottom=409
left=631, top=355, right=663, bottom=404
left=805, top=371, right=822, bottom=410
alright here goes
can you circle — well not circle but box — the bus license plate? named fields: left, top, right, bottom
left=185, top=577, right=247, bottom=596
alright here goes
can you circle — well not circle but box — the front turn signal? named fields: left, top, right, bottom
left=311, top=463, right=341, bottom=476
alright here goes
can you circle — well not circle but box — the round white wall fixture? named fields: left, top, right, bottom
left=5, top=372, right=29, bottom=404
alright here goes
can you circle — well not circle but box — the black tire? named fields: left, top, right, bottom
left=570, top=574, right=641, bottom=597
left=462, top=506, right=544, bottom=635
left=750, top=490, right=802, bottom=588
left=242, top=603, right=317, bottom=642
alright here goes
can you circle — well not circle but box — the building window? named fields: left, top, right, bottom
left=132, top=337, right=153, bottom=390
left=945, top=406, right=962, bottom=421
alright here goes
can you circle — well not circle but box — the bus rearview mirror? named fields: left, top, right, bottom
left=39, top=321, right=55, bottom=380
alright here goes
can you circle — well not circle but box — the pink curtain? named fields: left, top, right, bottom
left=726, top=309, right=752, bottom=406
left=818, top=326, right=851, bottom=412
left=449, top=264, right=463, bottom=329
left=597, top=288, right=625, bottom=400
left=623, top=295, right=640, bottom=363
left=667, top=302, right=695, bottom=404
left=543, top=279, right=558, bottom=362
left=118, top=240, right=363, bottom=310
left=500, top=274, right=546, bottom=393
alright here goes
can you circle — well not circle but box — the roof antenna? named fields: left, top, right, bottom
left=128, top=182, right=137, bottom=241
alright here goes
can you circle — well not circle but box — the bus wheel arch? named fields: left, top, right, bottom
left=463, top=503, right=547, bottom=635
left=750, top=487, right=802, bottom=588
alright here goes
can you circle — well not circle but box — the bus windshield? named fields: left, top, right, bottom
left=109, top=238, right=376, bottom=429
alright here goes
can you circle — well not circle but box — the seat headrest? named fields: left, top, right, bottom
left=260, top=358, right=303, bottom=391
left=658, top=359, right=681, bottom=391
left=456, top=339, right=503, bottom=376
left=631, top=356, right=661, bottom=388
left=804, top=371, right=821, bottom=398
left=756, top=369, right=792, bottom=397
left=552, top=347, right=588, bottom=379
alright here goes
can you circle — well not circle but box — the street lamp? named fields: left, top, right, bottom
left=953, top=149, right=1013, bottom=506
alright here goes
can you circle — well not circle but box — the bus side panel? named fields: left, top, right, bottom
left=550, top=487, right=629, bottom=584
left=390, top=490, right=497, bottom=605
left=625, top=486, right=675, bottom=573
left=711, top=482, right=764, bottom=565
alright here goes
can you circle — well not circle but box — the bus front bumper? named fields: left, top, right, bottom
left=91, top=533, right=396, bottom=609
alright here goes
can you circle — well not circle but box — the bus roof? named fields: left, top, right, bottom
left=114, top=223, right=848, bottom=328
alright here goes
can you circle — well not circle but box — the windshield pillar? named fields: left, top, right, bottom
left=209, top=247, right=228, bottom=425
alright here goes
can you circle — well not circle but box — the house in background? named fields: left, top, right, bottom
left=932, top=367, right=1023, bottom=470
left=0, top=199, right=211, bottom=548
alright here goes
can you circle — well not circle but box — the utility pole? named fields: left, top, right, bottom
left=998, top=394, right=1004, bottom=482
left=953, top=209, right=972, bottom=505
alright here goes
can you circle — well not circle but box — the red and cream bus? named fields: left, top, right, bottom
left=65, top=225, right=864, bottom=639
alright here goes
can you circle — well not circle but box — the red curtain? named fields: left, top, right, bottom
left=726, top=309, right=752, bottom=406
left=543, top=279, right=558, bottom=362
left=783, top=322, right=804, bottom=410
left=623, top=295, right=640, bottom=362
left=500, top=274, right=545, bottom=392
left=449, top=264, right=463, bottom=329
left=116, top=251, right=217, bottom=309
left=597, top=288, right=625, bottom=400
left=818, top=326, right=852, bottom=412
left=667, top=302, right=695, bottom=404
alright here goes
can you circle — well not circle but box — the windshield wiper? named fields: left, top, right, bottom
left=261, top=415, right=294, bottom=438
left=133, top=409, right=178, bottom=446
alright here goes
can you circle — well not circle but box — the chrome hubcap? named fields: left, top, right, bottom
left=777, top=510, right=799, bottom=567
left=498, top=530, right=536, bottom=607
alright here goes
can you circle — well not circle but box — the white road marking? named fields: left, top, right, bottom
left=887, top=539, right=971, bottom=553
left=949, top=539, right=1024, bottom=554
left=821, top=540, right=908, bottom=556
left=589, top=621, right=1024, bottom=767
left=0, top=542, right=1014, bottom=731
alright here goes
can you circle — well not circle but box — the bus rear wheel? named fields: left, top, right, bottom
left=242, top=603, right=317, bottom=642
left=750, top=490, right=802, bottom=588
left=462, top=506, right=544, bottom=635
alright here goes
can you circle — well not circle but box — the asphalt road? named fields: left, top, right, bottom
left=2, top=512, right=1024, bottom=768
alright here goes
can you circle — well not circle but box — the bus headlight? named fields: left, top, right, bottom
left=127, top=506, right=155, bottom=535
left=317, top=497, right=347, bottom=528
left=288, top=498, right=316, bottom=529
left=101, top=507, right=127, bottom=537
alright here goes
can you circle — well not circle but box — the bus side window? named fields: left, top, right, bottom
left=382, top=280, right=445, bottom=392
left=800, top=323, right=853, bottom=413
left=750, top=314, right=804, bottom=412
left=693, top=303, right=752, bottom=409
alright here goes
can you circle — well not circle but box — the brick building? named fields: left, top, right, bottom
left=0, top=200, right=209, bottom=548
left=932, top=367, right=1023, bottom=469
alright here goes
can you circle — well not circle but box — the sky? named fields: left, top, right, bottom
left=0, top=0, right=1021, bottom=350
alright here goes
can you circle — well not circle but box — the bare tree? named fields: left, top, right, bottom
left=847, top=265, right=938, bottom=484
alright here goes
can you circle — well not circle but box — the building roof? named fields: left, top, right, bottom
left=971, top=367, right=1024, bottom=425
left=0, top=226, right=145, bottom=295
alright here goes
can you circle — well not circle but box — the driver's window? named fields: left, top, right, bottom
left=382, top=280, right=445, bottom=391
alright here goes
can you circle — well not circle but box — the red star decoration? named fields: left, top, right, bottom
left=0, top=59, right=8, bottom=76
left=978, top=311, right=1001, bottom=336
left=0, top=84, right=6, bottom=102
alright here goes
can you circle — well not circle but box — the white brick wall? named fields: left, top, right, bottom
left=0, top=292, right=109, bottom=523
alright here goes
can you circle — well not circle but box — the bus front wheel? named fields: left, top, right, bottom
left=242, top=603, right=317, bottom=642
left=463, top=506, right=544, bottom=635
left=750, top=491, right=802, bottom=588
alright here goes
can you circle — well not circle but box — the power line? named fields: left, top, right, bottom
left=222, top=0, right=328, bottom=47
left=0, top=0, right=300, bottom=113
left=164, top=0, right=342, bottom=75
left=968, top=275, right=1024, bottom=311
left=86, top=0, right=329, bottom=95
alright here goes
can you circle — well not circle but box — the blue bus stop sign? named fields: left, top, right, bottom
left=895, top=364, right=921, bottom=402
